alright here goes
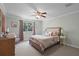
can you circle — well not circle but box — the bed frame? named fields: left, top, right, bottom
left=29, top=39, right=60, bottom=54
left=29, top=27, right=61, bottom=54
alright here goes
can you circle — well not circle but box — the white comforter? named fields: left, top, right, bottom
left=31, top=35, right=59, bottom=50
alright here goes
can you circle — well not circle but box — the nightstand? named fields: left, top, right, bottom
left=60, top=36, right=65, bottom=45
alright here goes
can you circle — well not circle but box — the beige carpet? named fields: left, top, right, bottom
left=15, top=41, right=79, bottom=56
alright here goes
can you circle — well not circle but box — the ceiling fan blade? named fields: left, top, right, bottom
left=41, top=15, right=46, bottom=18
left=42, top=16, right=46, bottom=18
left=41, top=12, right=47, bottom=14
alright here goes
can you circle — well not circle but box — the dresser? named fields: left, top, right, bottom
left=0, top=37, right=15, bottom=56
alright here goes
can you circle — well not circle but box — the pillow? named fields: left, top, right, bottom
left=48, top=32, right=52, bottom=36
left=44, top=32, right=52, bottom=36
left=44, top=31, right=59, bottom=36
left=44, top=27, right=61, bottom=36
left=51, top=31, right=59, bottom=36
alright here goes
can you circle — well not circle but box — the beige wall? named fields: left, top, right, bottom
left=43, top=12, right=79, bottom=48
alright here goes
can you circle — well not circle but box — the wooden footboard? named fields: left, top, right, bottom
left=29, top=40, right=44, bottom=53
left=29, top=39, right=60, bottom=54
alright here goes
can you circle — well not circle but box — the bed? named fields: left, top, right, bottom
left=29, top=27, right=61, bottom=53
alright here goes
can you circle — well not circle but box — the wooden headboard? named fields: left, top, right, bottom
left=45, top=27, right=61, bottom=36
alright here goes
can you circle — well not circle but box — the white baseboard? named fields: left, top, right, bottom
left=63, top=43, right=79, bottom=48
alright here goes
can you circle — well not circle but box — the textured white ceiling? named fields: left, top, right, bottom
left=3, top=3, right=79, bottom=20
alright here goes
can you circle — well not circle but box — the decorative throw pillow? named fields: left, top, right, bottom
left=48, top=32, right=52, bottom=36
left=51, top=31, right=59, bottom=36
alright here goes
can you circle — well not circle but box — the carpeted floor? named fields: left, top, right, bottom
left=15, top=41, right=79, bottom=56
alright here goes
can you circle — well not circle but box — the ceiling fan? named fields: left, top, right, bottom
left=33, top=8, right=47, bottom=19
left=27, top=3, right=47, bottom=19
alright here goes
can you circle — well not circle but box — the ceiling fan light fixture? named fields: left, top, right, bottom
left=36, top=15, right=41, bottom=19
left=32, top=8, right=47, bottom=19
